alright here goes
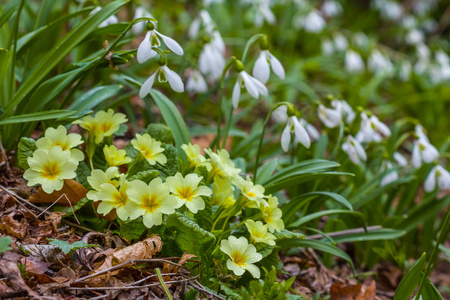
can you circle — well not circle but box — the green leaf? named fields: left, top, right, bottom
left=289, top=210, right=365, bottom=228
left=277, top=239, right=354, bottom=272
left=422, top=277, right=444, bottom=300
left=273, top=230, right=305, bottom=240
left=195, top=196, right=213, bottom=231
left=75, top=162, right=91, bottom=189
left=149, top=89, right=190, bottom=160
left=17, top=137, right=37, bottom=170
left=68, top=85, right=123, bottom=112
left=393, top=253, right=427, bottom=300
left=2, top=1, right=128, bottom=117
left=330, top=228, right=406, bottom=243
left=0, top=49, right=11, bottom=99
left=151, top=144, right=179, bottom=178
left=127, top=170, right=160, bottom=184
left=143, top=123, right=175, bottom=145
left=118, top=218, right=147, bottom=242
left=0, top=0, right=19, bottom=29
left=0, top=110, right=77, bottom=125
left=0, top=236, right=12, bottom=254
left=255, top=158, right=278, bottom=184
left=166, top=213, right=215, bottom=256
left=47, top=238, right=100, bottom=255
left=60, top=197, right=90, bottom=217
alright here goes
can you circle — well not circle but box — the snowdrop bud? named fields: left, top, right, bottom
left=412, top=138, right=439, bottom=168
left=272, top=105, right=288, bottom=124
left=424, top=165, right=450, bottom=192
left=186, top=70, right=208, bottom=93
left=318, top=104, right=342, bottom=128
left=345, top=50, right=365, bottom=74
left=342, top=135, right=367, bottom=164
left=301, top=10, right=326, bottom=33
left=281, top=116, right=310, bottom=152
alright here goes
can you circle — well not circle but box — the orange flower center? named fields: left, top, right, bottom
left=142, top=195, right=161, bottom=213
left=231, top=251, right=247, bottom=266
left=42, top=162, right=62, bottom=180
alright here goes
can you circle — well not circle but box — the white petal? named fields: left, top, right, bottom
left=412, top=142, right=422, bottom=168
left=139, top=71, right=157, bottom=98
left=394, top=152, right=408, bottom=167
left=232, top=80, right=241, bottom=108
left=241, top=72, right=259, bottom=99
left=437, top=167, right=450, bottom=190
left=281, top=124, right=291, bottom=152
left=422, top=143, right=439, bottom=163
left=163, top=66, right=184, bottom=93
left=293, top=117, right=311, bottom=148
left=251, top=76, right=268, bottom=96
left=137, top=32, right=157, bottom=63
left=253, top=52, right=270, bottom=84
left=424, top=167, right=436, bottom=192
left=155, top=31, right=184, bottom=55
left=269, top=53, right=285, bottom=80
left=306, top=123, right=320, bottom=141
left=352, top=137, right=367, bottom=161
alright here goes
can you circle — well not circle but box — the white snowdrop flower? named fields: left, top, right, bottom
left=406, top=29, right=424, bottom=45
left=189, top=10, right=215, bottom=38
left=435, top=50, right=450, bottom=66
left=132, top=7, right=154, bottom=35
left=368, top=49, right=394, bottom=74
left=353, top=32, right=369, bottom=48
left=318, top=104, right=342, bottom=128
left=331, top=100, right=356, bottom=124
left=91, top=7, right=119, bottom=28
left=322, top=39, right=335, bottom=55
left=199, top=43, right=226, bottom=81
left=281, top=116, right=310, bottom=152
left=232, top=66, right=268, bottom=108
left=299, top=119, right=320, bottom=141
left=379, top=0, right=402, bottom=20
left=253, top=0, right=276, bottom=26
left=412, top=138, right=439, bottom=168
left=333, top=33, right=348, bottom=51
left=300, top=10, right=326, bottom=33
left=342, top=136, right=367, bottom=164
left=424, top=165, right=450, bottom=192
left=380, top=162, right=399, bottom=187
left=415, top=125, right=429, bottom=142
left=416, top=43, right=431, bottom=61
left=253, top=50, right=285, bottom=84
left=402, top=15, right=417, bottom=29
left=139, top=64, right=184, bottom=97
left=399, top=60, right=412, bottom=82
left=321, top=0, right=343, bottom=17
left=211, top=31, right=226, bottom=54
left=414, top=59, right=429, bottom=74
left=137, top=23, right=184, bottom=64
left=356, top=113, right=391, bottom=143
left=271, top=105, right=288, bottom=124
left=186, top=70, right=208, bottom=93
left=394, top=152, right=408, bottom=167
left=345, top=50, right=365, bottom=74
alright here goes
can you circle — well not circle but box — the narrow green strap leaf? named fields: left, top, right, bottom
left=0, top=110, right=76, bottom=125
left=393, top=253, right=427, bottom=300
left=289, top=210, right=364, bottom=228
left=0, top=0, right=20, bottom=29
left=69, top=85, right=122, bottom=111
left=2, top=0, right=128, bottom=118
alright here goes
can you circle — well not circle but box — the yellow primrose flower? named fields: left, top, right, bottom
left=204, top=148, right=241, bottom=180
left=236, top=176, right=267, bottom=208
left=212, top=176, right=236, bottom=208
left=86, top=167, right=120, bottom=201
left=181, top=143, right=206, bottom=167
left=245, top=220, right=276, bottom=246
left=259, top=195, right=285, bottom=232
left=220, top=236, right=262, bottom=278
left=36, top=125, right=84, bottom=162
left=96, top=175, right=133, bottom=221
left=126, top=178, right=178, bottom=228
left=23, top=147, right=78, bottom=194
left=166, top=172, right=212, bottom=213
left=73, top=109, right=127, bottom=144
left=104, top=145, right=132, bottom=167
left=131, top=134, right=167, bottom=166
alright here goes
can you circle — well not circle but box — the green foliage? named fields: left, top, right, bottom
left=0, top=236, right=12, bottom=254
left=117, top=218, right=148, bottom=242
left=75, top=162, right=91, bottom=189
left=241, top=266, right=297, bottom=300
left=47, top=238, right=99, bottom=255
left=144, top=123, right=175, bottom=145
left=394, top=253, right=426, bottom=300
left=17, top=137, right=37, bottom=170
left=127, top=170, right=160, bottom=184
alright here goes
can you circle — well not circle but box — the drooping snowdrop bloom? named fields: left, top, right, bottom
left=415, top=124, right=429, bottom=142
left=399, top=60, right=412, bottom=82
left=368, top=49, right=394, bottom=75
left=137, top=22, right=183, bottom=64
left=298, top=10, right=326, bottom=33
left=322, top=0, right=343, bottom=17
left=132, top=7, right=154, bottom=35
left=199, top=42, right=226, bottom=81
left=91, top=7, right=118, bottom=28
left=281, top=116, right=311, bottom=151
left=186, top=70, right=208, bottom=93
left=380, top=162, right=399, bottom=187
left=332, top=100, right=356, bottom=124
left=232, top=62, right=268, bottom=108
left=252, top=49, right=285, bottom=84
left=321, top=39, right=335, bottom=55
left=253, top=0, right=276, bottom=26
left=394, top=152, right=408, bottom=167
left=220, top=236, right=263, bottom=278
left=342, top=135, right=367, bottom=164
left=405, top=29, right=424, bottom=45
left=333, top=33, right=348, bottom=51
left=139, top=64, right=184, bottom=97
left=271, top=105, right=288, bottom=124
left=299, top=119, right=320, bottom=141
left=345, top=50, right=365, bottom=74
left=424, top=165, right=450, bottom=192
left=353, top=32, right=369, bottom=49
left=189, top=10, right=214, bottom=38
left=355, top=113, right=391, bottom=143
left=373, top=0, right=402, bottom=20
left=412, top=138, right=439, bottom=168
left=318, top=104, right=342, bottom=128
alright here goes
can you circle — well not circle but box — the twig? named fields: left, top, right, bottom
left=188, top=280, right=226, bottom=300
left=304, top=225, right=382, bottom=240
left=0, top=185, right=38, bottom=219
left=75, top=259, right=184, bottom=283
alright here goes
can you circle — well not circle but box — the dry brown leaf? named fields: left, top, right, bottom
left=17, top=242, right=66, bottom=263
left=330, top=282, right=363, bottom=299
left=0, top=215, right=28, bottom=239
left=28, top=179, right=87, bottom=206
left=21, top=257, right=53, bottom=275
left=0, top=256, right=41, bottom=299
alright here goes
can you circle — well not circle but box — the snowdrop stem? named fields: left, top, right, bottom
left=241, top=34, right=266, bottom=63
left=414, top=208, right=450, bottom=299
left=151, top=47, right=168, bottom=65
left=253, top=102, right=292, bottom=183
left=216, top=57, right=237, bottom=150
left=330, top=122, right=345, bottom=160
